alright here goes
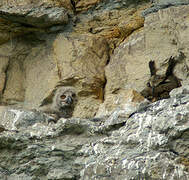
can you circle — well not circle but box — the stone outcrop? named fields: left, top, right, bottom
left=0, top=1, right=189, bottom=179
left=0, top=0, right=189, bottom=117
left=96, top=89, right=148, bottom=118
left=0, top=4, right=68, bottom=28
left=0, top=1, right=151, bottom=118
left=0, top=34, right=109, bottom=118
left=142, top=0, right=189, bottom=16
left=104, top=3, right=189, bottom=110
left=0, top=1, right=70, bottom=44
left=0, top=86, right=189, bottom=179
left=53, top=34, right=109, bottom=118
left=75, top=3, right=148, bottom=50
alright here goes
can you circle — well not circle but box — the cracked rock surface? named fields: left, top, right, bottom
left=0, top=4, right=68, bottom=28
left=0, top=86, right=189, bottom=179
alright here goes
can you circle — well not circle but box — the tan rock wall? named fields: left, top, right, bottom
left=106, top=5, right=189, bottom=95
left=53, top=34, right=109, bottom=118
left=0, top=33, right=109, bottom=118
left=0, top=56, right=9, bottom=100
left=0, top=2, right=189, bottom=119
left=102, top=5, right=189, bottom=114
left=24, top=43, right=59, bottom=108
left=143, top=5, right=189, bottom=82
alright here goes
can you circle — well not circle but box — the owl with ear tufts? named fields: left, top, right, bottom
left=39, top=86, right=77, bottom=122
left=141, top=56, right=181, bottom=102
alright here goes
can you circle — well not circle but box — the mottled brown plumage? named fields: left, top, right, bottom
left=70, top=0, right=76, bottom=14
left=141, top=57, right=181, bottom=102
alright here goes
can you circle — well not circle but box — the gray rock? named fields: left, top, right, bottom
left=0, top=86, right=189, bottom=179
left=142, top=0, right=189, bottom=16
left=7, top=174, right=32, bottom=180
left=170, top=85, right=189, bottom=98
left=80, top=86, right=189, bottom=179
left=0, top=108, right=48, bottom=130
left=0, top=4, right=68, bottom=28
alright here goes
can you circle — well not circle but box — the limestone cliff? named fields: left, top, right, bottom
left=0, top=0, right=189, bottom=179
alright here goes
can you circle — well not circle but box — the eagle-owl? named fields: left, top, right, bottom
left=141, top=56, right=181, bottom=101
left=39, top=86, right=77, bottom=122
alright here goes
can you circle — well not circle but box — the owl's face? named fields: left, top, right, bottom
left=56, top=87, right=77, bottom=108
left=147, top=74, right=165, bottom=88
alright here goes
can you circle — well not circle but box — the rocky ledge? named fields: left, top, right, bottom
left=142, top=0, right=189, bottom=16
left=0, top=85, right=189, bottom=179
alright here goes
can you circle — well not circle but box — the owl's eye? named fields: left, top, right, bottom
left=60, top=95, right=66, bottom=99
left=147, top=82, right=151, bottom=87
left=72, top=93, right=76, bottom=98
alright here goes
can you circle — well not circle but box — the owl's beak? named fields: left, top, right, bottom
left=66, top=96, right=73, bottom=104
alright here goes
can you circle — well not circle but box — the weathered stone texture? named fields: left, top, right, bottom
left=76, top=0, right=102, bottom=12
left=0, top=1, right=70, bottom=44
left=0, top=4, right=68, bottom=28
left=96, top=89, right=148, bottom=118
left=23, top=43, right=58, bottom=108
left=105, top=30, right=147, bottom=95
left=0, top=56, right=9, bottom=99
left=0, top=2, right=189, bottom=116
left=105, top=5, right=189, bottom=100
left=0, top=1, right=189, bottom=179
left=144, top=5, right=189, bottom=80
left=53, top=34, right=109, bottom=118
left=0, top=33, right=109, bottom=118
left=0, top=86, right=189, bottom=179
left=75, top=4, right=148, bottom=51
left=143, top=0, right=189, bottom=16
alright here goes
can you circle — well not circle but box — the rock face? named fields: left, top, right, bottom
left=0, top=1, right=189, bottom=179
left=142, top=0, right=189, bottom=16
left=0, top=34, right=109, bottom=118
left=0, top=86, right=189, bottom=179
left=0, top=0, right=150, bottom=118
left=104, top=3, right=189, bottom=112
left=105, top=4, right=189, bottom=95
left=0, top=1, right=70, bottom=44
left=0, top=4, right=68, bottom=28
